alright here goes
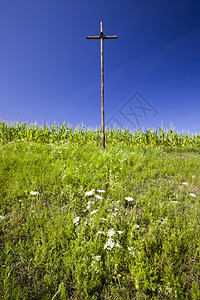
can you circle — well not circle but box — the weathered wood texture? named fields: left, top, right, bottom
left=100, top=22, right=105, bottom=150
left=86, top=36, right=101, bottom=39
left=87, top=21, right=117, bottom=150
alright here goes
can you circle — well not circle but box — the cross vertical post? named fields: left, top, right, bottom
left=100, top=22, right=105, bottom=149
left=87, top=22, right=117, bottom=150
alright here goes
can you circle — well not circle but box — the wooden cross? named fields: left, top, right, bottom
left=87, top=22, right=117, bottom=150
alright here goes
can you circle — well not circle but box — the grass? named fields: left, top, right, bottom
left=0, top=123, right=200, bottom=299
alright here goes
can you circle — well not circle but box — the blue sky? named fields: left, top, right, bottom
left=0, top=0, right=200, bottom=133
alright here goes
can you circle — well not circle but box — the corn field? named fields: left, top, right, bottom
left=0, top=121, right=199, bottom=147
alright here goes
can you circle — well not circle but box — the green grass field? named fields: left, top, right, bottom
left=0, top=122, right=200, bottom=299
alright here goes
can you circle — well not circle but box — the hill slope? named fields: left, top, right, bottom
left=0, top=139, right=200, bottom=299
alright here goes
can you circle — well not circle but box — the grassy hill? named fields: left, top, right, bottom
left=0, top=123, right=200, bottom=299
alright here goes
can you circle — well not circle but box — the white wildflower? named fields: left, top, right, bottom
left=166, top=283, right=173, bottom=295
left=117, top=231, right=123, bottom=234
left=100, top=218, right=108, bottom=221
left=73, top=216, right=80, bottom=225
left=170, top=201, right=179, bottom=203
left=85, top=190, right=95, bottom=196
left=91, top=255, right=101, bottom=273
left=94, top=255, right=101, bottom=261
left=162, top=217, right=168, bottom=222
left=86, top=201, right=94, bottom=209
left=182, top=182, right=188, bottom=185
left=97, top=190, right=105, bottom=193
left=107, top=228, right=115, bottom=237
left=115, top=241, right=121, bottom=248
left=190, top=193, right=197, bottom=197
left=30, top=191, right=39, bottom=196
left=97, top=231, right=104, bottom=234
left=128, top=247, right=135, bottom=255
left=0, top=216, right=5, bottom=220
left=125, top=197, right=133, bottom=202
left=95, top=195, right=103, bottom=200
left=104, top=238, right=115, bottom=250
left=132, top=224, right=140, bottom=230
left=90, top=209, right=98, bottom=215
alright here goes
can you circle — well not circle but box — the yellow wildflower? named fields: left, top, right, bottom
left=135, top=284, right=139, bottom=289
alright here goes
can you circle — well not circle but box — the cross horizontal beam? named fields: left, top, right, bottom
left=87, top=36, right=117, bottom=39
left=87, top=36, right=101, bottom=39
left=103, top=36, right=118, bottom=39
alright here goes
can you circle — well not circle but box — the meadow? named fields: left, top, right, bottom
left=0, top=122, right=200, bottom=299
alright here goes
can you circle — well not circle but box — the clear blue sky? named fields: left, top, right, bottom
left=0, top=0, right=200, bottom=133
